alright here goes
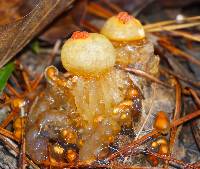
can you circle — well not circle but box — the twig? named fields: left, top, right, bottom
left=119, top=66, right=172, bottom=88
left=22, top=71, right=32, bottom=92
left=0, top=127, right=19, bottom=142
left=0, top=109, right=18, bottom=128
left=11, top=75, right=21, bottom=89
left=106, top=130, right=159, bottom=161
left=160, top=67, right=200, bottom=88
left=171, top=110, right=200, bottom=128
left=145, top=149, right=195, bottom=169
left=169, top=79, right=182, bottom=156
left=0, top=134, right=39, bottom=169
left=46, top=39, right=61, bottom=66
left=32, top=73, right=44, bottom=90
left=32, top=41, right=60, bottom=92
left=159, top=40, right=200, bottom=67
left=106, top=109, right=200, bottom=162
left=188, top=88, right=200, bottom=108
left=6, top=84, right=21, bottom=98
left=20, top=137, right=26, bottom=169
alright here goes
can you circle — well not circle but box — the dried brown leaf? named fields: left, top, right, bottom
left=0, top=0, right=75, bottom=68
left=0, top=0, right=22, bottom=25
left=40, top=0, right=88, bottom=43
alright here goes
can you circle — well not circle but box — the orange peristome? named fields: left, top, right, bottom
left=71, top=31, right=89, bottom=40
left=117, top=12, right=133, bottom=24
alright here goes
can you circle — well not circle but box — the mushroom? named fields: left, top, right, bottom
left=101, top=12, right=159, bottom=76
left=26, top=31, right=143, bottom=163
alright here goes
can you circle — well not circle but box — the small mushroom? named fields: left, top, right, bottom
left=101, top=12, right=145, bottom=41
left=153, top=111, right=170, bottom=134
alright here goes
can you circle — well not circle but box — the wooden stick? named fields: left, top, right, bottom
left=120, top=66, right=172, bottom=88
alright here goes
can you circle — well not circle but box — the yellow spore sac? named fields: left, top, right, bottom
left=153, top=111, right=170, bottom=134
left=61, top=31, right=116, bottom=77
left=100, top=12, right=159, bottom=77
left=101, top=12, right=145, bottom=42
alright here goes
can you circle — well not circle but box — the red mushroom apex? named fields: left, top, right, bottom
left=117, top=12, right=133, bottom=24
left=71, top=31, right=89, bottom=40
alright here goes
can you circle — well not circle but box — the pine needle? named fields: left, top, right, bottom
left=146, top=22, right=200, bottom=32
left=144, top=16, right=200, bottom=29
left=168, top=30, right=200, bottom=42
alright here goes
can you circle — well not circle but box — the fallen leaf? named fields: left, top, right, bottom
left=0, top=0, right=75, bottom=68
left=39, top=14, right=80, bottom=44
left=40, top=0, right=88, bottom=44
left=0, top=0, right=22, bottom=25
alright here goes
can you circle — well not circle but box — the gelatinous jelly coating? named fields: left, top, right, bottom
left=72, top=69, right=130, bottom=122
left=113, top=40, right=160, bottom=76
left=25, top=67, right=143, bottom=164
left=26, top=32, right=144, bottom=164
left=61, top=33, right=116, bottom=77
left=101, top=12, right=145, bottom=41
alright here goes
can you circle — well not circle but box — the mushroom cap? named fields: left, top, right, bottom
left=61, top=32, right=116, bottom=76
left=101, top=12, right=145, bottom=41
left=153, top=111, right=170, bottom=134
